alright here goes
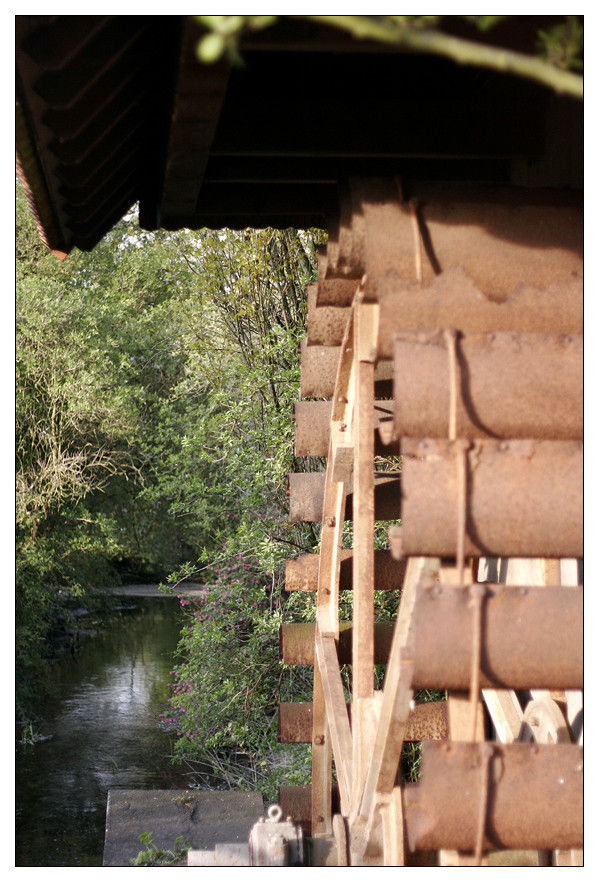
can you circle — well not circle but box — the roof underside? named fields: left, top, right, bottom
left=16, top=15, right=583, bottom=256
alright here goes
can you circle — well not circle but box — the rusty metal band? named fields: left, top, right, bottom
left=378, top=272, right=582, bottom=359
left=294, top=400, right=398, bottom=458
left=410, top=584, right=582, bottom=691
left=285, top=550, right=406, bottom=593
left=400, top=438, right=582, bottom=558
left=300, top=339, right=394, bottom=398
left=403, top=742, right=583, bottom=852
left=280, top=622, right=394, bottom=667
left=278, top=700, right=449, bottom=744
left=394, top=330, right=583, bottom=441
left=288, top=471, right=400, bottom=523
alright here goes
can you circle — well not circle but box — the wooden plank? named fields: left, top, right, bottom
left=311, top=656, right=332, bottom=838
left=315, top=630, right=353, bottom=815
left=352, top=300, right=378, bottom=807
left=317, top=307, right=356, bottom=637
left=353, top=557, right=441, bottom=859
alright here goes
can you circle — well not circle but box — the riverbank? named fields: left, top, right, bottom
left=106, top=583, right=206, bottom=597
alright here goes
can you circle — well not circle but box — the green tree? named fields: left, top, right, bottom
left=16, top=184, right=208, bottom=717
left=160, top=227, right=326, bottom=796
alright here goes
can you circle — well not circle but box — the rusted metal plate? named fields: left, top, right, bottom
left=378, top=269, right=583, bottom=358
left=294, top=400, right=398, bottom=457
left=280, top=622, right=394, bottom=666
left=293, top=401, right=332, bottom=457
left=278, top=701, right=448, bottom=744
left=317, top=277, right=361, bottom=308
left=299, top=341, right=341, bottom=398
left=307, top=284, right=350, bottom=347
left=325, top=180, right=365, bottom=281
left=316, top=248, right=360, bottom=306
left=288, top=472, right=400, bottom=523
left=285, top=550, right=406, bottom=593
left=400, top=439, right=582, bottom=558
left=329, top=180, right=582, bottom=304
left=404, top=742, right=583, bottom=852
left=413, top=184, right=583, bottom=299
left=394, top=331, right=582, bottom=441
left=410, top=584, right=582, bottom=691
left=299, top=339, right=394, bottom=398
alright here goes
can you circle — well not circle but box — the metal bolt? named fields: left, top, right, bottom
left=325, top=516, right=336, bottom=528
left=469, top=583, right=486, bottom=599
left=339, top=422, right=347, bottom=432
left=314, top=735, right=324, bottom=746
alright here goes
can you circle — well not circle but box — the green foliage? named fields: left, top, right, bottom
left=130, top=832, right=190, bottom=866
left=15, top=184, right=212, bottom=718
left=165, top=558, right=313, bottom=802
left=193, top=15, right=583, bottom=98
left=537, top=17, right=584, bottom=71
left=155, top=226, right=325, bottom=801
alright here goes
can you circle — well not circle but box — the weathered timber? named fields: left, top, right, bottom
left=400, top=438, right=582, bottom=558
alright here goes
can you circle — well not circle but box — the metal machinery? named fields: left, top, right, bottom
left=16, top=16, right=583, bottom=867
left=281, top=179, right=583, bottom=866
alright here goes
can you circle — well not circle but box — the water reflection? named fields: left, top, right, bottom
left=16, top=597, right=189, bottom=867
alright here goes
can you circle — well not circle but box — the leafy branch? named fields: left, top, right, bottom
left=194, top=14, right=583, bottom=99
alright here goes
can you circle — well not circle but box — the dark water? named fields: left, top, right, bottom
left=15, top=596, right=191, bottom=867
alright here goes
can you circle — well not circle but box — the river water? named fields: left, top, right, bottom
left=15, top=595, right=191, bottom=867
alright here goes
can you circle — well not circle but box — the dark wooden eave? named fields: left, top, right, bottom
left=16, top=15, right=583, bottom=255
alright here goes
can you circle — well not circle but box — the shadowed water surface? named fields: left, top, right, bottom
left=16, top=596, right=189, bottom=866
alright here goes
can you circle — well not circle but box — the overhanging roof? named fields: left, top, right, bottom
left=16, top=15, right=583, bottom=256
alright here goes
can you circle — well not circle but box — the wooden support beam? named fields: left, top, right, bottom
left=315, top=629, right=353, bottom=816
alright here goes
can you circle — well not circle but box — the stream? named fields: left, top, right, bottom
left=15, top=595, right=191, bottom=867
